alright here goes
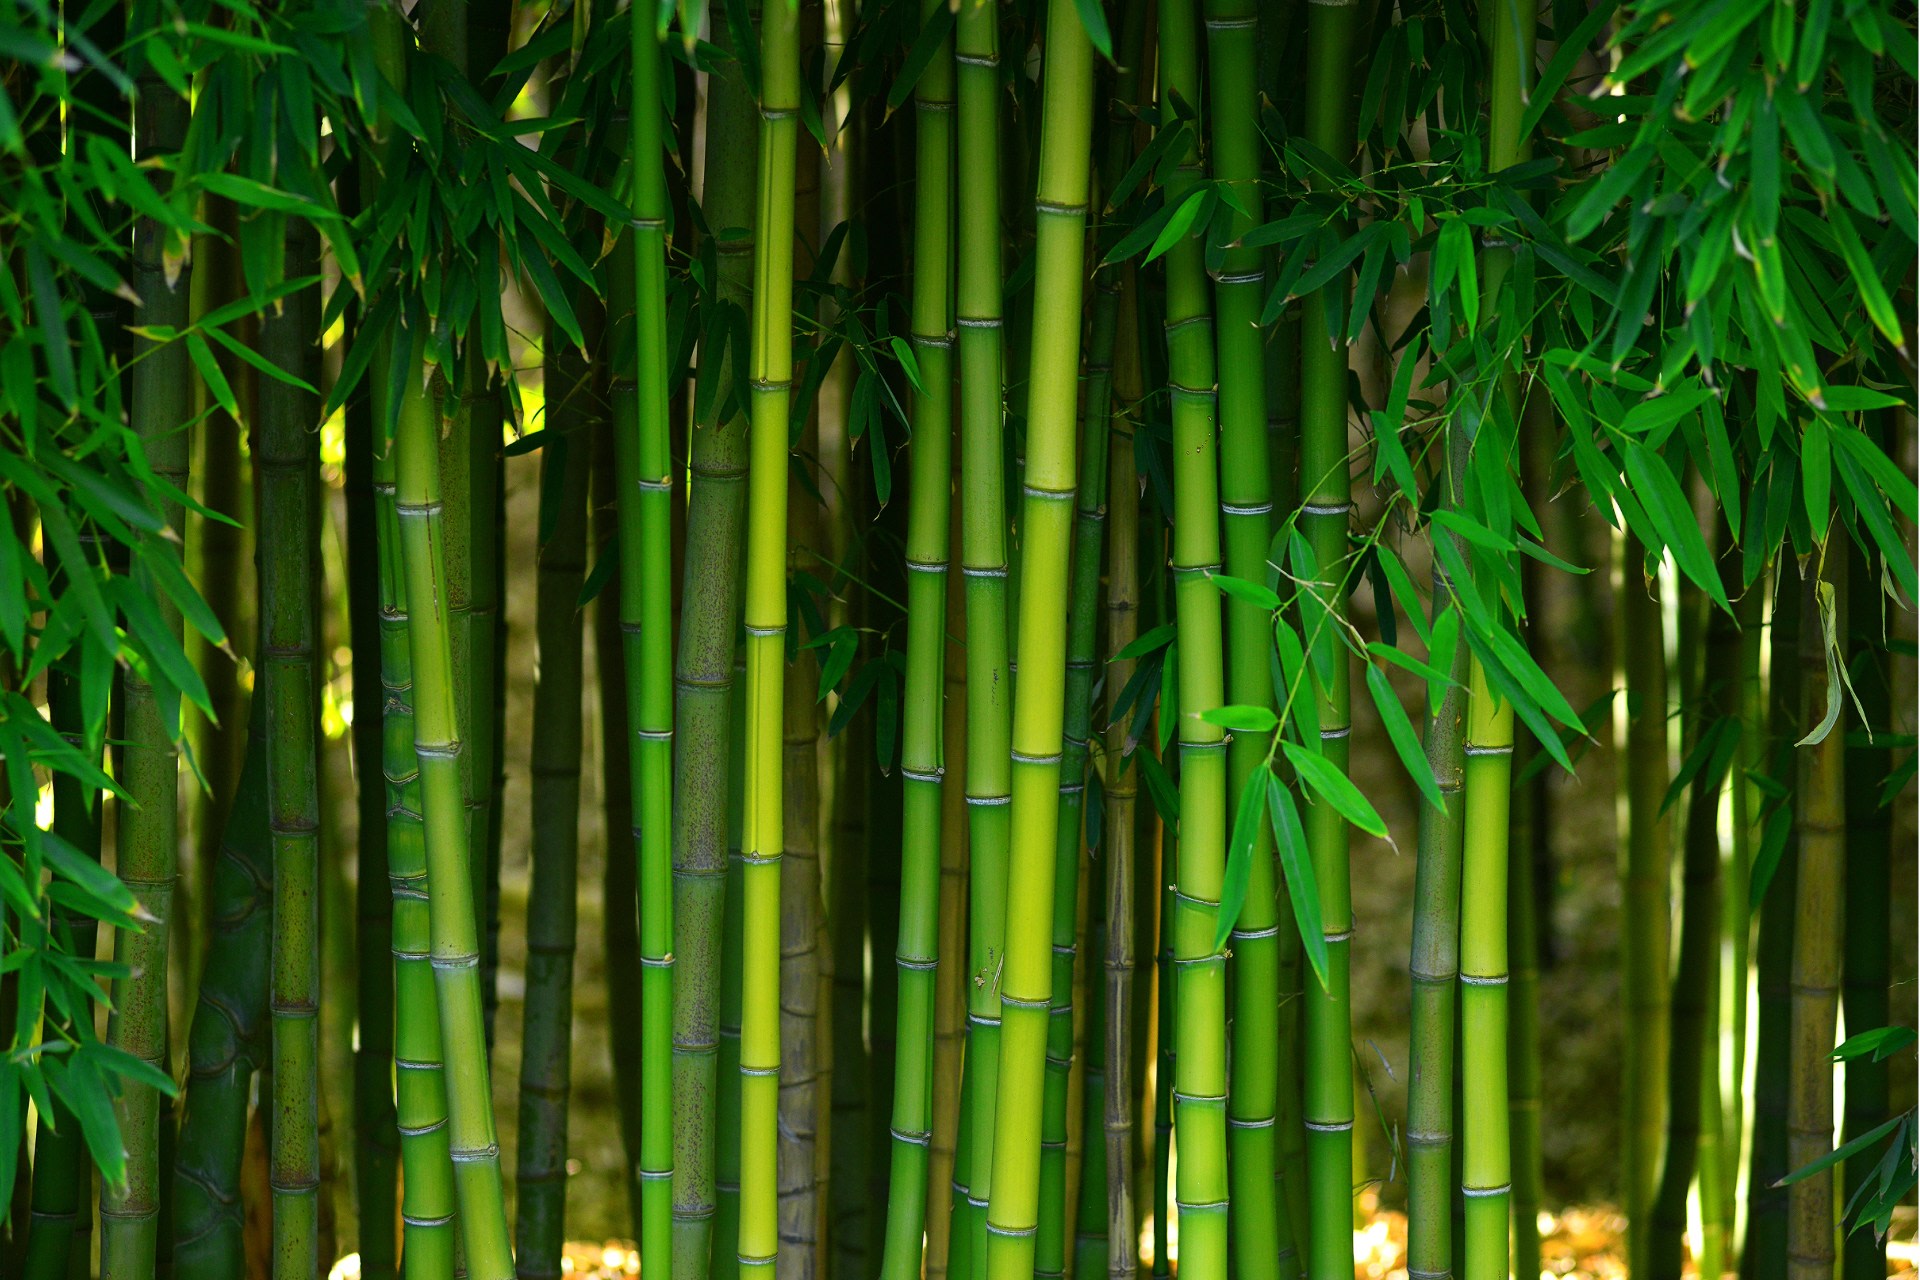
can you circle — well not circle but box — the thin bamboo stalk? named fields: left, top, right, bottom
left=1102, top=273, right=1144, bottom=1280
left=1299, top=0, right=1360, bottom=1268
left=393, top=344, right=514, bottom=1277
left=957, top=0, right=1016, bottom=1268
left=514, top=305, right=597, bottom=1279
left=672, top=7, right=758, bottom=1272
left=738, top=0, right=800, bottom=1270
left=103, top=34, right=189, bottom=1278
left=1723, top=582, right=1764, bottom=1271
left=880, top=0, right=956, bottom=1267
left=714, top=651, right=751, bottom=1280
left=1073, top=904, right=1110, bottom=1280
left=623, top=18, right=680, bottom=1280
left=260, top=217, right=323, bottom=1280
left=982, top=5, right=1095, bottom=1277
left=1787, top=554, right=1846, bottom=1280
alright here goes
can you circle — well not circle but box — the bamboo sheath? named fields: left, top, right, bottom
left=672, top=7, right=758, bottom=1272
left=1153, top=2, right=1233, bottom=1278
left=102, top=39, right=189, bottom=1280
left=515, top=303, right=597, bottom=1279
left=261, top=218, right=324, bottom=1280
left=740, top=0, right=800, bottom=1271
left=1787, top=555, right=1845, bottom=1280
left=879, top=0, right=956, bottom=1269
left=982, top=5, right=1094, bottom=1278
left=1299, top=0, right=1359, bottom=1272
left=955, top=0, right=1015, bottom=1268
left=620, top=20, right=679, bottom=1280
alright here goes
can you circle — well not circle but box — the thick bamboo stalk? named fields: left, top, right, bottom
left=393, top=347, right=514, bottom=1277
left=956, top=0, right=1015, bottom=1269
left=1787, top=555, right=1846, bottom=1280
left=102, top=35, right=189, bottom=1279
left=880, top=0, right=956, bottom=1268
left=514, top=307, right=597, bottom=1279
left=715, top=653, right=751, bottom=1280
left=1073, top=906, right=1110, bottom=1280
left=1723, top=583, right=1765, bottom=1269
left=168, top=692, right=267, bottom=1280
left=260, top=219, right=324, bottom=1280
left=1102, top=274, right=1144, bottom=1280
left=622, top=19, right=680, bottom=1280
left=672, top=7, right=758, bottom=1272
left=739, top=0, right=800, bottom=1271
left=1621, top=532, right=1672, bottom=1276
left=1299, top=0, right=1359, bottom=1270
left=982, top=5, right=1094, bottom=1277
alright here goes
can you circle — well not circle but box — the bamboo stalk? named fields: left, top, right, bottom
left=672, top=7, right=758, bottom=1272
left=1299, top=0, right=1360, bottom=1268
left=880, top=0, right=956, bottom=1267
left=738, top=0, right=800, bottom=1270
left=260, top=217, right=323, bottom=1280
left=1786, top=554, right=1846, bottom=1280
left=393, top=343, right=514, bottom=1277
left=514, top=302, right=598, bottom=1278
left=981, top=5, right=1095, bottom=1277
left=715, top=650, right=751, bottom=1280
left=102, top=31, right=189, bottom=1278
left=956, top=0, right=1015, bottom=1267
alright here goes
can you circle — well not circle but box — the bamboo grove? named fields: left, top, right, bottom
left=0, top=0, right=1914, bottom=1279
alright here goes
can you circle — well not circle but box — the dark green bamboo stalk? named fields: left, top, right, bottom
left=714, top=650, right=751, bottom=1280
left=956, top=0, right=1015, bottom=1267
left=1101, top=275, right=1143, bottom=1280
left=1406, top=610, right=1469, bottom=1280
left=1299, top=0, right=1359, bottom=1270
left=102, top=34, right=190, bottom=1279
left=672, top=7, right=758, bottom=1272
left=1649, top=549, right=1740, bottom=1280
left=880, top=0, right=956, bottom=1268
left=739, top=0, right=800, bottom=1270
left=393, top=345, right=514, bottom=1277
left=1743, top=563, right=1800, bottom=1280
left=1621, top=533, right=1671, bottom=1278
left=1072, top=904, right=1110, bottom=1280
left=1787, top=553, right=1846, bottom=1280
left=173, top=702, right=272, bottom=1280
left=260, top=218, right=323, bottom=1280
left=1840, top=527, right=1891, bottom=1280
left=1723, top=583, right=1765, bottom=1267
left=982, top=4, right=1094, bottom=1276
left=514, top=307, right=596, bottom=1279
left=622, top=17, right=679, bottom=1280
left=1155, top=3, right=1232, bottom=1277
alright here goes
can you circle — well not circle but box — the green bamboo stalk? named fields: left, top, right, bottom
left=621, top=18, right=679, bottom=1280
left=1153, top=834, right=1174, bottom=1280
left=956, top=0, right=1015, bottom=1266
left=260, top=217, right=323, bottom=1280
left=1723, top=583, right=1764, bottom=1269
left=1153, top=4, right=1232, bottom=1278
left=373, top=317, right=455, bottom=1280
left=739, top=0, right=800, bottom=1270
left=1840, top=526, right=1891, bottom=1280
left=1458, top=658, right=1514, bottom=1280
left=393, top=341, right=514, bottom=1277
left=879, top=0, right=956, bottom=1268
left=1787, top=554, right=1846, bottom=1280
left=1506, top=727, right=1543, bottom=1280
left=1298, top=0, right=1359, bottom=1270
left=1406, top=588, right=1469, bottom=1280
left=672, top=6, right=758, bottom=1271
left=1742, top=563, right=1800, bottom=1280
left=1621, top=533, right=1672, bottom=1277
left=1102, top=274, right=1143, bottom=1280
left=514, top=306, right=597, bottom=1279
left=1649, top=549, right=1740, bottom=1280
left=173, top=702, right=272, bottom=1280
left=778, top=461, right=825, bottom=1280
left=980, top=5, right=1094, bottom=1277
left=714, top=650, right=751, bottom=1280
left=1072, top=904, right=1109, bottom=1280
left=100, top=31, right=190, bottom=1279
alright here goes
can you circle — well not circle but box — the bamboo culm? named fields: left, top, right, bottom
left=981, top=6, right=1094, bottom=1278
left=879, top=0, right=955, bottom=1269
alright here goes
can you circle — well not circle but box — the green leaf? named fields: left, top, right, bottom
left=885, top=1, right=957, bottom=111
left=1623, top=441, right=1729, bottom=610
left=1211, top=573, right=1281, bottom=613
left=1281, top=740, right=1389, bottom=841
left=1832, top=1026, right=1916, bottom=1063
left=1367, top=663, right=1445, bottom=815
left=1266, top=774, right=1329, bottom=992
left=1796, top=579, right=1843, bottom=747
left=1214, top=768, right=1269, bottom=952
left=1071, top=0, right=1114, bottom=60
left=1115, top=623, right=1176, bottom=662
left=1145, top=189, right=1208, bottom=264
left=1200, top=704, right=1279, bottom=734
left=1774, top=1113, right=1906, bottom=1189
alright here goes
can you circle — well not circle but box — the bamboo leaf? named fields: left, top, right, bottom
left=1266, top=773, right=1329, bottom=992
left=1796, top=579, right=1844, bottom=746
left=1200, top=704, right=1278, bottom=734
left=1832, top=1026, right=1917, bottom=1063
left=1774, top=1113, right=1906, bottom=1189
left=885, top=1, right=957, bottom=111
left=1214, top=772, right=1268, bottom=952
left=1282, top=739, right=1388, bottom=841
left=1210, top=573, right=1280, bottom=613
left=1145, top=189, right=1207, bottom=265
left=1367, top=663, right=1445, bottom=815
left=1070, top=0, right=1114, bottom=60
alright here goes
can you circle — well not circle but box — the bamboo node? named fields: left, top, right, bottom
left=986, top=1223, right=1039, bottom=1239
left=1302, top=1119, right=1353, bottom=1133
left=1220, top=501, right=1273, bottom=516
left=1011, top=749, right=1063, bottom=765
left=401, top=1212, right=457, bottom=1228
left=890, top=1127, right=934, bottom=1146
left=1301, top=501, right=1352, bottom=515
left=1461, top=1183, right=1511, bottom=1198
left=1459, top=972, right=1508, bottom=985
left=905, top=558, right=950, bottom=575
left=1227, top=1115, right=1276, bottom=1128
